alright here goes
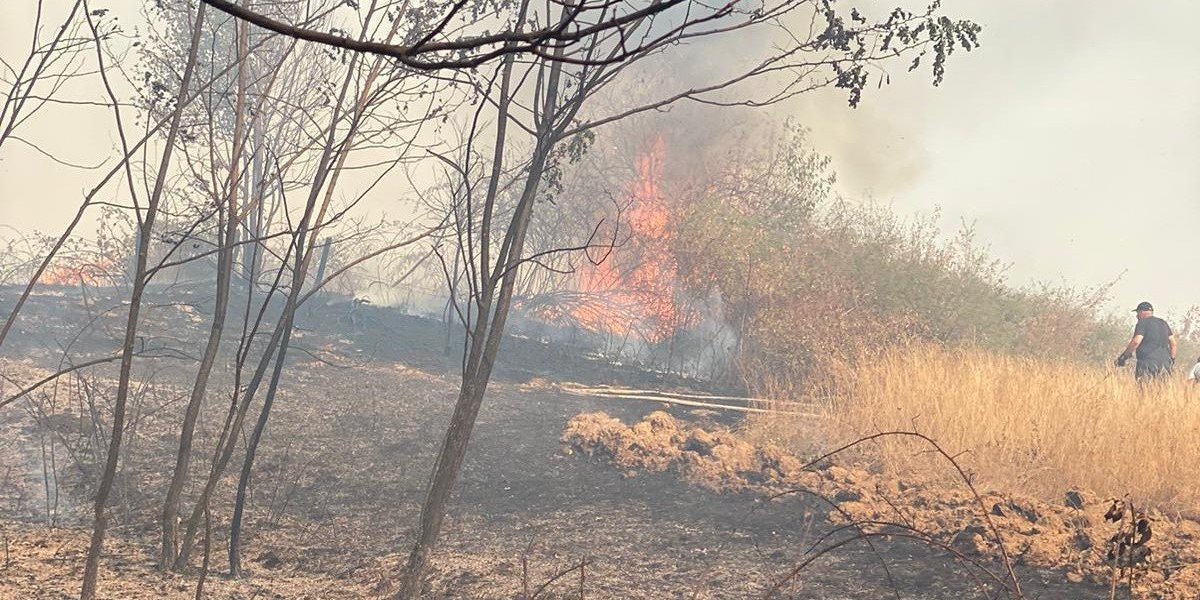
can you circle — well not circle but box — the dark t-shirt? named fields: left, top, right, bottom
left=1134, top=316, right=1173, bottom=362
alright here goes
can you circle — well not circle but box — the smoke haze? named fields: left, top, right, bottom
left=3, top=0, right=1199, bottom=318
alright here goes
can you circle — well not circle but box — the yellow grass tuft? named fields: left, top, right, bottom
left=753, top=344, right=1200, bottom=516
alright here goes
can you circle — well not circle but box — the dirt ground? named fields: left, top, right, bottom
left=0, top=286, right=1114, bottom=599
left=562, top=410, right=1200, bottom=598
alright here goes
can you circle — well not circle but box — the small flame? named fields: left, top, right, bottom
left=38, top=260, right=117, bottom=287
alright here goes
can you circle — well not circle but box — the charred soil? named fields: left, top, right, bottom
left=1, top=286, right=1115, bottom=598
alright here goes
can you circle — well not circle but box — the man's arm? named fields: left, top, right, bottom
left=1117, top=334, right=1142, bottom=366
left=1121, top=334, right=1143, bottom=358
left=1169, top=334, right=1178, bottom=362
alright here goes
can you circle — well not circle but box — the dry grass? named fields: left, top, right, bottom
left=750, top=344, right=1200, bottom=516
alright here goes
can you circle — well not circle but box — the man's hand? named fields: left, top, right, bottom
left=1123, top=335, right=1142, bottom=365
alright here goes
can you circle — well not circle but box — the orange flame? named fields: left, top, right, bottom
left=572, top=136, right=686, bottom=342
left=38, top=260, right=118, bottom=287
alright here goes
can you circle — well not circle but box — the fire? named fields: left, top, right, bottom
left=571, top=136, right=688, bottom=343
left=38, top=260, right=118, bottom=287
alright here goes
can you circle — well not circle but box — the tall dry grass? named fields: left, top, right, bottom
left=751, top=344, right=1200, bottom=516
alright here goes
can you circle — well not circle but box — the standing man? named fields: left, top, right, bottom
left=1116, top=301, right=1177, bottom=381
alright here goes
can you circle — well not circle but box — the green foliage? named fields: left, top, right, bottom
left=817, top=1, right=982, bottom=106
left=540, top=128, right=596, bottom=204
left=673, top=124, right=1123, bottom=387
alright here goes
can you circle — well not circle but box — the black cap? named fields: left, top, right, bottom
left=1134, top=301, right=1154, bottom=312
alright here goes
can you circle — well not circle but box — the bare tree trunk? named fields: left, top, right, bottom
left=177, top=51, right=348, bottom=574
left=194, top=506, right=211, bottom=600
left=397, top=144, right=556, bottom=598
left=171, top=140, right=354, bottom=572
left=159, top=1, right=242, bottom=569
left=397, top=36, right=556, bottom=597
left=79, top=4, right=206, bottom=598
left=171, top=298, right=287, bottom=571
left=242, top=92, right=266, bottom=288
left=310, top=237, right=332, bottom=305
left=227, top=299, right=296, bottom=576
left=443, top=249, right=460, bottom=356
left=227, top=7, right=405, bottom=573
left=173, top=5, right=387, bottom=570
left=227, top=217, right=326, bottom=576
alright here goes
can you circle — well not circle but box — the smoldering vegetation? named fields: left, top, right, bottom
left=2, top=1, right=1197, bottom=599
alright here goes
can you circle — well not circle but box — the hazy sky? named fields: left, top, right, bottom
left=2, top=1, right=1198, bottom=318
left=794, top=0, right=1200, bottom=318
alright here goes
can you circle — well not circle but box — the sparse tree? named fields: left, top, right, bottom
left=201, top=0, right=979, bottom=595
left=78, top=1, right=208, bottom=596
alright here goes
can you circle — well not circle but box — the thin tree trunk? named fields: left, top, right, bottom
left=159, top=0, right=243, bottom=569
left=309, top=237, right=332, bottom=310
left=79, top=4, right=206, bottom=598
left=396, top=39, right=556, bottom=598
left=227, top=5, right=405, bottom=573
left=170, top=16, right=340, bottom=573
left=227, top=301, right=296, bottom=576
left=176, top=49, right=356, bottom=574
left=242, top=55, right=266, bottom=288
left=172, top=295, right=285, bottom=570
left=194, top=506, right=211, bottom=600
left=443, top=249, right=460, bottom=356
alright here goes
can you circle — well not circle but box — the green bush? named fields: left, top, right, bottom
left=671, top=124, right=1127, bottom=388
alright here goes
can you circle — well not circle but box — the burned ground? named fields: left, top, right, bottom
left=0, top=286, right=1111, bottom=598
